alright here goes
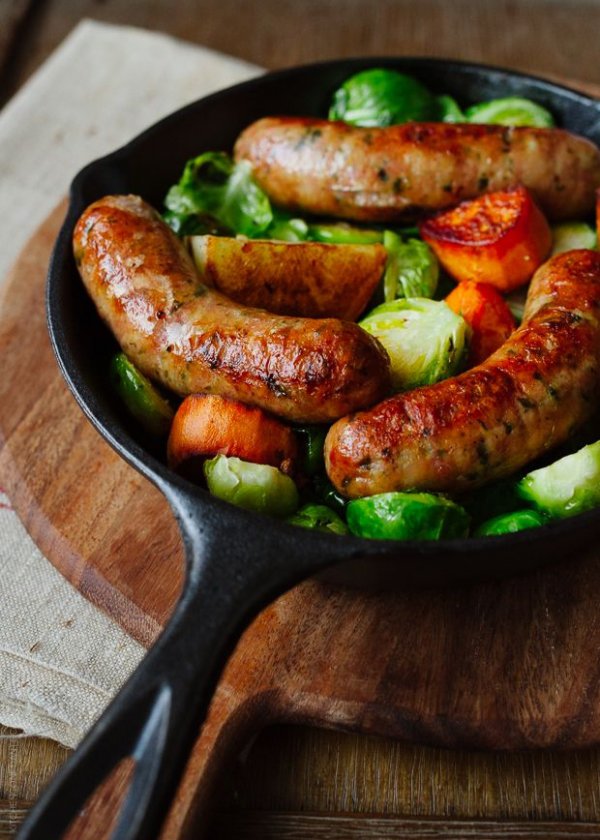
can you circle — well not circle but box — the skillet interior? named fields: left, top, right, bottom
left=48, top=57, right=600, bottom=588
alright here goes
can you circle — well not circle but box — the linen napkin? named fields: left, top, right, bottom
left=0, top=19, right=261, bottom=748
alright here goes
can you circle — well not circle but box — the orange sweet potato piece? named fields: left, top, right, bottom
left=167, top=394, right=298, bottom=473
left=420, top=186, right=552, bottom=292
left=445, top=281, right=515, bottom=366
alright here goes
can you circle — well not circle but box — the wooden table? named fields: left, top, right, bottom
left=2, top=1, right=600, bottom=838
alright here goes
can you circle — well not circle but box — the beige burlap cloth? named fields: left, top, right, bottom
left=0, top=20, right=260, bottom=748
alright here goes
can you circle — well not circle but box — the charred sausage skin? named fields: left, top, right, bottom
left=73, top=195, right=391, bottom=424
left=234, top=118, right=600, bottom=222
left=325, top=250, right=600, bottom=497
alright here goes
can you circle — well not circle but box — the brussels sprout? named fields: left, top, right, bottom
left=465, top=96, right=554, bottom=127
left=204, top=455, right=299, bottom=517
left=517, top=440, right=600, bottom=519
left=110, top=353, right=174, bottom=437
left=287, top=504, right=348, bottom=535
left=474, top=509, right=546, bottom=537
left=307, top=222, right=384, bottom=245
left=164, top=151, right=273, bottom=237
left=551, top=221, right=597, bottom=255
left=328, top=68, right=439, bottom=127
left=383, top=231, right=439, bottom=301
left=347, top=492, right=469, bottom=541
left=295, top=425, right=328, bottom=476
left=359, top=298, right=469, bottom=391
left=436, top=94, right=466, bottom=123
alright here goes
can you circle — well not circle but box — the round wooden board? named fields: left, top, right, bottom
left=4, top=201, right=600, bottom=837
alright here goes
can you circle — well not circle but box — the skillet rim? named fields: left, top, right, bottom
left=46, top=55, right=600, bottom=575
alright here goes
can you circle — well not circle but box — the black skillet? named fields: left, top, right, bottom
left=18, top=58, right=600, bottom=839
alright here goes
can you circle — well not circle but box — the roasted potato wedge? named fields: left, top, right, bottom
left=189, top=235, right=387, bottom=320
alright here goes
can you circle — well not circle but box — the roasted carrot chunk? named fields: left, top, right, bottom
left=420, top=186, right=552, bottom=292
left=167, top=394, right=298, bottom=473
left=445, top=281, right=515, bottom=366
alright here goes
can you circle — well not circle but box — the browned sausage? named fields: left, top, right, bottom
left=234, top=117, right=600, bottom=222
left=324, top=249, right=600, bottom=497
left=73, top=195, right=391, bottom=424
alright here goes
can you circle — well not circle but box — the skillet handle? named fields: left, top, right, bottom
left=17, top=501, right=337, bottom=840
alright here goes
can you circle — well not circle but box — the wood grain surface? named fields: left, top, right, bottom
left=2, top=184, right=600, bottom=837
left=2, top=0, right=600, bottom=110
left=2, top=2, right=600, bottom=838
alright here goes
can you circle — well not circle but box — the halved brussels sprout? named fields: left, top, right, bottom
left=551, top=221, right=597, bottom=255
left=204, top=455, right=299, bottom=517
left=287, top=504, right=348, bottom=535
left=347, top=491, right=469, bottom=541
left=465, top=96, right=554, bottom=127
left=359, top=298, right=469, bottom=391
left=383, top=231, right=439, bottom=301
left=517, top=440, right=600, bottom=519
left=328, top=68, right=439, bottom=126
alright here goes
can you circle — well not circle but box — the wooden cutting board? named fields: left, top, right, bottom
left=4, top=192, right=600, bottom=838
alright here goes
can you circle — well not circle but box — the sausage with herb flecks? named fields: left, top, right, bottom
left=324, top=249, right=600, bottom=497
left=234, top=118, right=600, bottom=222
left=73, top=195, right=391, bottom=424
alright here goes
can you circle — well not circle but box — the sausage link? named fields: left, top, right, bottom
left=234, top=118, right=600, bottom=222
left=73, top=195, right=391, bottom=423
left=324, top=249, right=600, bottom=497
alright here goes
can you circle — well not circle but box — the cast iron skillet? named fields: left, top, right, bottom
left=19, top=58, right=600, bottom=838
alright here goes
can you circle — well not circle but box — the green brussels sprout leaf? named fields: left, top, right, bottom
left=110, top=353, right=174, bottom=437
left=436, top=94, right=466, bottom=123
left=383, top=231, right=439, bottom=301
left=164, top=151, right=273, bottom=237
left=551, top=221, right=597, bottom=256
